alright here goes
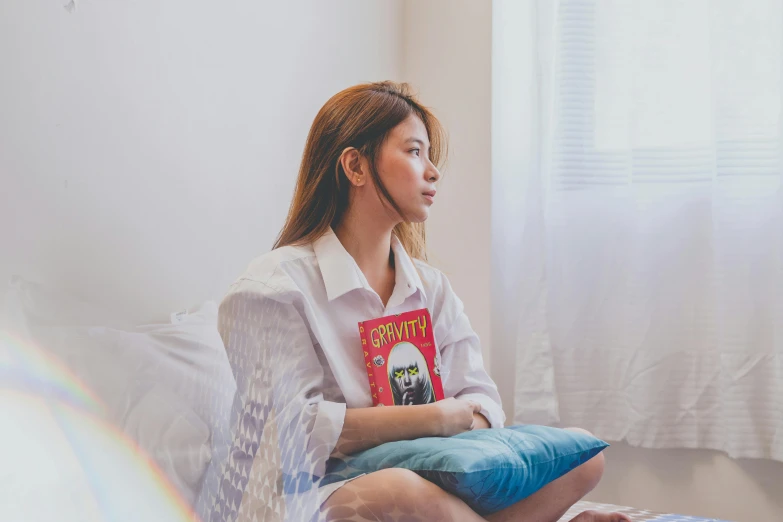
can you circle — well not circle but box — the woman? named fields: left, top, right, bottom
left=210, top=82, right=630, bottom=522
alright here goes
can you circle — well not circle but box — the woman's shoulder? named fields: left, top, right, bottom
left=410, top=258, right=462, bottom=309
left=410, top=259, right=471, bottom=340
left=228, top=243, right=317, bottom=299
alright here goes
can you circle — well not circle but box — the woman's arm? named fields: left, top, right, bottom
left=435, top=277, right=506, bottom=429
left=332, top=397, right=482, bottom=456
left=219, top=287, right=358, bottom=479
left=472, top=412, right=491, bottom=430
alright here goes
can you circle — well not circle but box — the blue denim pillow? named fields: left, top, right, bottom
left=321, top=424, right=608, bottom=515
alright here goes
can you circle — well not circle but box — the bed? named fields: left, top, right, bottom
left=559, top=501, right=732, bottom=522
left=2, top=277, right=735, bottom=522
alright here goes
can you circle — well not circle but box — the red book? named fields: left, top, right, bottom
left=358, top=308, right=445, bottom=406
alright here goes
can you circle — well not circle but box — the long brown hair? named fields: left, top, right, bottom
left=273, top=81, right=447, bottom=260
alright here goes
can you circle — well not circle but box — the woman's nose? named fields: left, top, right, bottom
left=427, top=161, right=441, bottom=183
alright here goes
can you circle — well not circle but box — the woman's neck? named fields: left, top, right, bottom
left=333, top=210, right=397, bottom=302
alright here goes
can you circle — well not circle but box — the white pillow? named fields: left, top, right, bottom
left=0, top=277, right=236, bottom=507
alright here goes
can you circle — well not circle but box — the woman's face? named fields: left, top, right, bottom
left=373, top=115, right=441, bottom=223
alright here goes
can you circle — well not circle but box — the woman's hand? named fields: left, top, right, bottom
left=335, top=399, right=489, bottom=457
left=430, top=397, right=482, bottom=437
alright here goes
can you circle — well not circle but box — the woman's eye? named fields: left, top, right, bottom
left=395, top=371, right=405, bottom=379
left=410, top=149, right=420, bottom=157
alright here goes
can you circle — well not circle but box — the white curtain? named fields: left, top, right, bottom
left=512, top=0, right=783, bottom=461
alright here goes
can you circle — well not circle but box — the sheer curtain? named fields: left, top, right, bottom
left=512, top=0, right=783, bottom=461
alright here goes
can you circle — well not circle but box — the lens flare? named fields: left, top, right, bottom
left=0, top=333, right=199, bottom=522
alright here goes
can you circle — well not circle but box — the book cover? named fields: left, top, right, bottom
left=358, top=308, right=444, bottom=406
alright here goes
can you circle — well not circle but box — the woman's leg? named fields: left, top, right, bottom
left=321, top=467, right=485, bottom=522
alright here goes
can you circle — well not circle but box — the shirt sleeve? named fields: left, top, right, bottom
left=217, top=279, right=346, bottom=480
left=436, top=278, right=506, bottom=429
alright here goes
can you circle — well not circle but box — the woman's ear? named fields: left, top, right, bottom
left=339, top=147, right=367, bottom=187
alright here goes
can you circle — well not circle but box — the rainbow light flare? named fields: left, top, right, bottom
left=0, top=333, right=200, bottom=522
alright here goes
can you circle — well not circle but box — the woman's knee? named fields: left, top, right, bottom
left=564, top=427, right=606, bottom=494
left=380, top=468, right=450, bottom=514
left=324, top=468, right=442, bottom=521
left=378, top=468, right=428, bottom=501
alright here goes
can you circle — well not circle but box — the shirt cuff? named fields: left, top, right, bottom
left=305, top=400, right=347, bottom=477
left=457, top=392, right=506, bottom=429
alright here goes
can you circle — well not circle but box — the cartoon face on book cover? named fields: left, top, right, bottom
left=358, top=308, right=445, bottom=407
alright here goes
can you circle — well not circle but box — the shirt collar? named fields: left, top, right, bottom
left=312, top=228, right=427, bottom=303
left=390, top=232, right=427, bottom=303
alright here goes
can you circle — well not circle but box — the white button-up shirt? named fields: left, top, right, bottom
left=217, top=228, right=504, bottom=482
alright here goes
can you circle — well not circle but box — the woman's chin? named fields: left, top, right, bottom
left=407, top=208, right=430, bottom=223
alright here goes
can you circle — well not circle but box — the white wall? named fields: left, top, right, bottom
left=407, top=1, right=783, bottom=521
left=0, top=0, right=401, bottom=323
left=402, top=0, right=494, bottom=370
